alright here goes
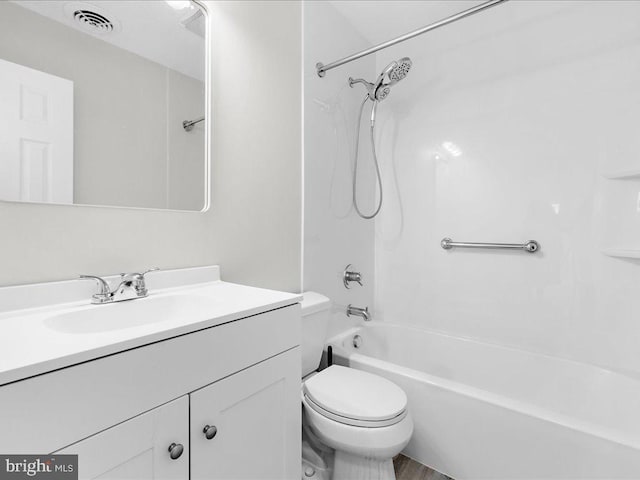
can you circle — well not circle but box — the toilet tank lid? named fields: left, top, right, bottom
left=300, top=291, right=331, bottom=316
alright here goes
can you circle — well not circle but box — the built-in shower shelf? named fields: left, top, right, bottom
left=602, top=248, right=640, bottom=259
left=601, top=169, right=640, bottom=180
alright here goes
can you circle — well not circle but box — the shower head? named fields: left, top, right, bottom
left=373, top=57, right=412, bottom=100
left=348, top=57, right=412, bottom=101
left=388, top=57, right=412, bottom=84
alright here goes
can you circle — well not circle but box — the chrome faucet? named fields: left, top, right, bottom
left=346, top=304, right=370, bottom=321
left=80, top=268, right=159, bottom=304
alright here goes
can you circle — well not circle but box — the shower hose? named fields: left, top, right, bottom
left=352, top=95, right=384, bottom=220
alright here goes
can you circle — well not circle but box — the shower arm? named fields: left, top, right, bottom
left=348, top=78, right=374, bottom=89
left=316, top=0, right=509, bottom=78
left=348, top=77, right=377, bottom=100
left=183, top=116, right=205, bottom=132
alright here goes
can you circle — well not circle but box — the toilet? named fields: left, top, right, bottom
left=300, top=292, right=413, bottom=480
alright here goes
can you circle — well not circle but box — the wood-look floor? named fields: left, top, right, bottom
left=393, top=454, right=454, bottom=480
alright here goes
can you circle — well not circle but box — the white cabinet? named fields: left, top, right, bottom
left=53, top=348, right=300, bottom=480
left=0, top=304, right=302, bottom=479
left=56, top=396, right=189, bottom=480
left=190, top=348, right=300, bottom=480
left=0, top=305, right=300, bottom=455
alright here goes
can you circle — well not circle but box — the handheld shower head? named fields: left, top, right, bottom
left=348, top=57, right=412, bottom=101
left=373, top=57, right=412, bottom=100
left=348, top=56, right=412, bottom=220
left=388, top=57, right=412, bottom=85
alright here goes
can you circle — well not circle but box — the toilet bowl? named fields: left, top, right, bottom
left=300, top=292, right=413, bottom=480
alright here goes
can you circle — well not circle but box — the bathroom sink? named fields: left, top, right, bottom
left=0, top=265, right=302, bottom=388
left=45, top=293, right=220, bottom=334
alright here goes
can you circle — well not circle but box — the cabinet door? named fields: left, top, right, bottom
left=190, top=347, right=301, bottom=480
left=56, top=396, right=188, bottom=480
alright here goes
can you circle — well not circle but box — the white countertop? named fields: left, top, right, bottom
left=0, top=267, right=301, bottom=386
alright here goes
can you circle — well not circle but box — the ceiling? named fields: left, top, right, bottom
left=11, top=0, right=205, bottom=81
left=327, top=1, right=485, bottom=46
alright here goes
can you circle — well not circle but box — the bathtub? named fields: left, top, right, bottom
left=328, top=323, right=640, bottom=479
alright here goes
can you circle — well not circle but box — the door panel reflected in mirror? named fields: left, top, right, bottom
left=0, top=0, right=207, bottom=211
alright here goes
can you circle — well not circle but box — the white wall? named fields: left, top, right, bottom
left=208, top=1, right=302, bottom=293
left=303, top=1, right=376, bottom=337
left=0, top=0, right=302, bottom=293
left=372, top=1, right=640, bottom=375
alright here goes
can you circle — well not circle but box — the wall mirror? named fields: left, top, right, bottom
left=0, top=0, right=208, bottom=211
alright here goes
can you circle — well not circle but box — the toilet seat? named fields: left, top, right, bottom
left=303, top=365, right=407, bottom=428
left=304, top=394, right=408, bottom=428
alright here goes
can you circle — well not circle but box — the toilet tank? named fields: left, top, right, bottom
left=300, top=291, right=331, bottom=377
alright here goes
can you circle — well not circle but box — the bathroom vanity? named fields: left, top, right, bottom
left=0, top=266, right=301, bottom=479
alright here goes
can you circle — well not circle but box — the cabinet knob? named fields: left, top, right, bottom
left=168, top=442, right=184, bottom=460
left=203, top=425, right=218, bottom=440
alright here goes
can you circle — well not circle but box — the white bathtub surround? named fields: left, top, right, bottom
left=369, top=0, right=640, bottom=380
left=329, top=323, right=640, bottom=479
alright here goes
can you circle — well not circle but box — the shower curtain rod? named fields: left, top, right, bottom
left=316, top=0, right=509, bottom=78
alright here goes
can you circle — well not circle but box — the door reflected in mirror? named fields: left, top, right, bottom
left=0, top=0, right=208, bottom=211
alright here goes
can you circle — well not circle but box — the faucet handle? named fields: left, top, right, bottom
left=343, top=264, right=363, bottom=289
left=79, top=275, right=113, bottom=304
left=79, top=275, right=111, bottom=295
left=121, top=267, right=159, bottom=281
left=126, top=267, right=158, bottom=295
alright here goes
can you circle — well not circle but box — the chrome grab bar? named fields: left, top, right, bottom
left=440, top=237, right=540, bottom=253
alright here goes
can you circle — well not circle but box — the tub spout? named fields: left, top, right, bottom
left=347, top=304, right=370, bottom=321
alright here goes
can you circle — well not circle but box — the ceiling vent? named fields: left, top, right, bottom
left=73, top=9, right=114, bottom=33
left=63, top=2, right=121, bottom=35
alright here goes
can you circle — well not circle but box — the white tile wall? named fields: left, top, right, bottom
left=370, top=0, right=640, bottom=374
